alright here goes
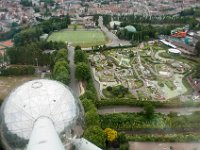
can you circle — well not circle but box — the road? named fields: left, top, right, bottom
left=67, top=45, right=80, bottom=96
left=98, top=106, right=200, bottom=115
left=98, top=16, right=131, bottom=47
left=129, top=142, right=200, bottom=150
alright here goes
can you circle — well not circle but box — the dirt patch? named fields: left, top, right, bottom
left=0, top=76, right=39, bottom=101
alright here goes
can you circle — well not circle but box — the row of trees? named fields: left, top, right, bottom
left=95, top=13, right=199, bottom=29
left=74, top=46, right=91, bottom=81
left=7, top=41, right=66, bottom=65
left=0, top=28, right=21, bottom=42
left=81, top=96, right=127, bottom=149
left=81, top=98, right=106, bottom=148
left=117, top=24, right=178, bottom=42
left=118, top=14, right=199, bottom=28
left=75, top=46, right=128, bottom=149
left=20, top=0, right=32, bottom=7
left=0, top=65, right=35, bottom=76
left=13, top=16, right=70, bottom=46
left=52, top=48, right=70, bottom=85
left=195, top=40, right=200, bottom=57
left=180, top=7, right=200, bottom=17
left=100, top=109, right=200, bottom=131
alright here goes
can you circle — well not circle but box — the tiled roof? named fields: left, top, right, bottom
left=0, top=40, right=13, bottom=47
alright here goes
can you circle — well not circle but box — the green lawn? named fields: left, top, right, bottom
left=48, top=29, right=107, bottom=47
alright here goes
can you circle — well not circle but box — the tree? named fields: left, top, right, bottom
left=75, top=62, right=91, bottom=81
left=85, top=108, right=100, bottom=126
left=53, top=65, right=69, bottom=85
left=53, top=60, right=69, bottom=75
left=73, top=24, right=77, bottom=31
left=74, top=50, right=87, bottom=64
left=55, top=48, right=68, bottom=62
left=113, top=23, right=117, bottom=30
left=144, top=35, right=150, bottom=41
left=20, top=0, right=32, bottom=7
left=83, top=126, right=106, bottom=149
left=13, top=27, right=42, bottom=46
left=81, top=98, right=95, bottom=112
left=195, top=41, right=200, bottom=56
left=144, top=104, right=155, bottom=119
left=80, top=90, right=96, bottom=101
left=75, top=45, right=82, bottom=51
left=52, top=48, right=70, bottom=85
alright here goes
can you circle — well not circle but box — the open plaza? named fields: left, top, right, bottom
left=89, top=41, right=198, bottom=101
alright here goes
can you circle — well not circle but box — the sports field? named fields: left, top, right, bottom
left=48, top=29, right=107, bottom=47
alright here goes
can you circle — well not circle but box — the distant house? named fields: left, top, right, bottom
left=40, top=34, right=48, bottom=40
left=0, top=40, right=13, bottom=48
left=110, top=21, right=121, bottom=29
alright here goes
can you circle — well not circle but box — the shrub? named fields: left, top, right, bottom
left=75, top=45, right=82, bottom=51
left=107, top=86, right=112, bottom=92
left=83, top=126, right=106, bottom=149
left=119, top=143, right=129, bottom=150
left=85, top=108, right=100, bottom=127
left=104, top=128, right=118, bottom=142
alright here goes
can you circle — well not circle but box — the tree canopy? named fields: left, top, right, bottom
left=52, top=48, right=70, bottom=85
left=75, top=62, right=91, bottom=81
left=74, top=50, right=87, bottom=64
left=83, top=126, right=106, bottom=149
left=144, top=104, right=155, bottom=119
left=195, top=41, right=200, bottom=56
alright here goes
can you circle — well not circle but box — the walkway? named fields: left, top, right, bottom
left=68, top=45, right=80, bottom=96
left=98, top=16, right=131, bottom=47
left=129, top=142, right=200, bottom=150
left=98, top=106, right=200, bottom=115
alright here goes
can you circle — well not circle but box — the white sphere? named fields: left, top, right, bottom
left=0, top=79, right=84, bottom=149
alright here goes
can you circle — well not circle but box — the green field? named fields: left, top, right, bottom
left=48, top=29, right=107, bottom=47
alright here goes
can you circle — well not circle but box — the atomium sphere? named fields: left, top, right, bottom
left=0, top=79, right=84, bottom=149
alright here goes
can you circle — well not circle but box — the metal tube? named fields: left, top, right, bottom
left=27, top=117, right=65, bottom=150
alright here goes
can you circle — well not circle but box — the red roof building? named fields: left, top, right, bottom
left=0, top=40, right=13, bottom=47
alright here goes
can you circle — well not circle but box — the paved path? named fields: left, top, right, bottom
left=129, top=142, right=200, bottom=150
left=98, top=16, right=131, bottom=47
left=98, top=106, right=200, bottom=115
left=68, top=45, right=80, bottom=96
left=121, top=128, right=200, bottom=135
left=82, top=16, right=131, bottom=51
left=41, top=72, right=45, bottom=78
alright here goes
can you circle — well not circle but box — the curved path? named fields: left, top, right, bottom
left=98, top=16, right=131, bottom=47
left=98, top=106, right=200, bottom=115
left=154, top=50, right=171, bottom=62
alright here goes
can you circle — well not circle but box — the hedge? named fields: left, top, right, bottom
left=0, top=65, right=35, bottom=76
left=95, top=98, right=200, bottom=108
left=127, top=134, right=200, bottom=142
left=89, top=45, right=134, bottom=52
